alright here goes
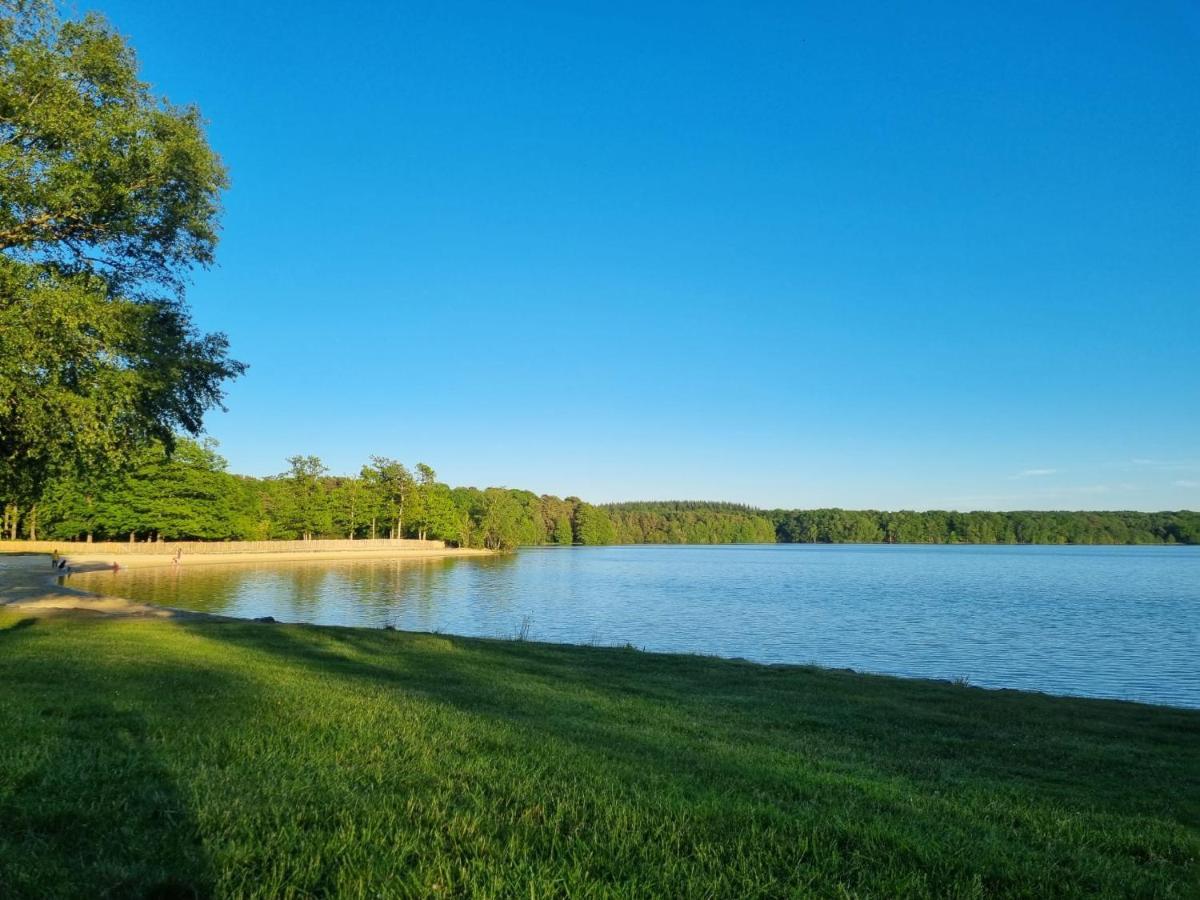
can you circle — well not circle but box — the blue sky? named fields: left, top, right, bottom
left=93, top=1, right=1198, bottom=510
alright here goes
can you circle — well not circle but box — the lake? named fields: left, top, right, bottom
left=76, top=544, right=1200, bottom=708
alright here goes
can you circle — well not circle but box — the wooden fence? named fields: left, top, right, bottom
left=0, top=538, right=446, bottom=556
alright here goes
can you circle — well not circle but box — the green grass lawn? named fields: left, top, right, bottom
left=0, top=610, right=1196, bottom=898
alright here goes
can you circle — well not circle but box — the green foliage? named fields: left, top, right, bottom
left=0, top=2, right=226, bottom=286
left=279, top=455, right=330, bottom=541
left=16, top=468, right=1200, bottom=548
left=770, top=507, right=1200, bottom=546
left=26, top=448, right=624, bottom=549
left=573, top=501, right=617, bottom=546
left=0, top=2, right=242, bottom=502
left=537, top=494, right=577, bottom=545
left=361, top=456, right=412, bottom=539
left=1, top=610, right=1196, bottom=897
left=553, top=514, right=574, bottom=545
left=419, top=483, right=460, bottom=543
left=14, top=456, right=1200, bottom=548
left=327, top=476, right=365, bottom=539
left=478, top=488, right=526, bottom=551
left=606, top=501, right=775, bottom=544
left=408, top=463, right=447, bottom=541
left=605, top=502, right=1200, bottom=546
left=470, top=488, right=543, bottom=550
left=37, top=437, right=257, bottom=540
left=771, top=508, right=884, bottom=543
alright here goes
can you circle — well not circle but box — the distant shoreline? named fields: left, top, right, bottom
left=0, top=538, right=493, bottom=570
left=0, top=544, right=490, bottom=620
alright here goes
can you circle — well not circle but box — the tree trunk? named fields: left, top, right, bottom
left=87, top=532, right=93, bottom=543
left=28, top=505, right=37, bottom=541
left=370, top=517, right=376, bottom=540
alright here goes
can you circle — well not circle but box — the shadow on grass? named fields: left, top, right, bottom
left=0, top=618, right=225, bottom=899
left=3, top=613, right=1199, bottom=897
left=171, top=619, right=1200, bottom=895
left=180, top=618, right=1200, bottom=826
left=0, top=616, right=38, bottom=634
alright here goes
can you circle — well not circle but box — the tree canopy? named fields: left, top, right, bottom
left=0, top=0, right=242, bottom=508
left=16, top=458, right=1196, bottom=548
left=23, top=441, right=626, bottom=549
left=605, top=502, right=1200, bottom=546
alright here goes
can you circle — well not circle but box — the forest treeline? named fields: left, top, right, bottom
left=604, top=502, right=778, bottom=544
left=1, top=440, right=1196, bottom=547
left=1, top=440, right=615, bottom=550
left=605, top=502, right=1200, bottom=546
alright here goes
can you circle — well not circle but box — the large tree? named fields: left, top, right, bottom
left=282, top=455, right=329, bottom=541
left=0, top=1, right=243, bottom=511
left=38, top=437, right=258, bottom=541
left=362, top=456, right=412, bottom=539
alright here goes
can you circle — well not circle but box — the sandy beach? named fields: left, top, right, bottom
left=0, top=544, right=491, bottom=619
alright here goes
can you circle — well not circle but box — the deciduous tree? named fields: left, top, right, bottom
left=0, top=1, right=243, bottom=505
left=283, top=455, right=329, bottom=541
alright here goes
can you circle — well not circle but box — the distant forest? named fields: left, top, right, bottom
left=605, top=501, right=1200, bottom=546
left=2, top=440, right=1197, bottom=547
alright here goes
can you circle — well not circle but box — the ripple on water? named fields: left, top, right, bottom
left=75, top=544, right=1200, bottom=708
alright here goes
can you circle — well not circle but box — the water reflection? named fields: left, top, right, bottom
left=76, top=545, right=1200, bottom=708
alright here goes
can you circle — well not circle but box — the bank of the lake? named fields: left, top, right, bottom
left=0, top=538, right=491, bottom=569
left=1, top=607, right=1197, bottom=898
left=71, top=543, right=1200, bottom=708
left=0, top=543, right=489, bottom=620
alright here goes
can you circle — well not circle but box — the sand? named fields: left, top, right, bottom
left=0, top=544, right=491, bottom=619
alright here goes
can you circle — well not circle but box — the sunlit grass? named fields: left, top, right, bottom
left=0, top=610, right=1196, bottom=898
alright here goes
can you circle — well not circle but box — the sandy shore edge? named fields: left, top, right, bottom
left=0, top=546, right=491, bottom=620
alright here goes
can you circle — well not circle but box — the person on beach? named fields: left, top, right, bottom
left=112, top=561, right=120, bottom=572
left=173, top=548, right=183, bottom=566
left=51, top=549, right=59, bottom=567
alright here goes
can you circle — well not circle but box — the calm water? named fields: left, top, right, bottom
left=77, top=544, right=1200, bottom=707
